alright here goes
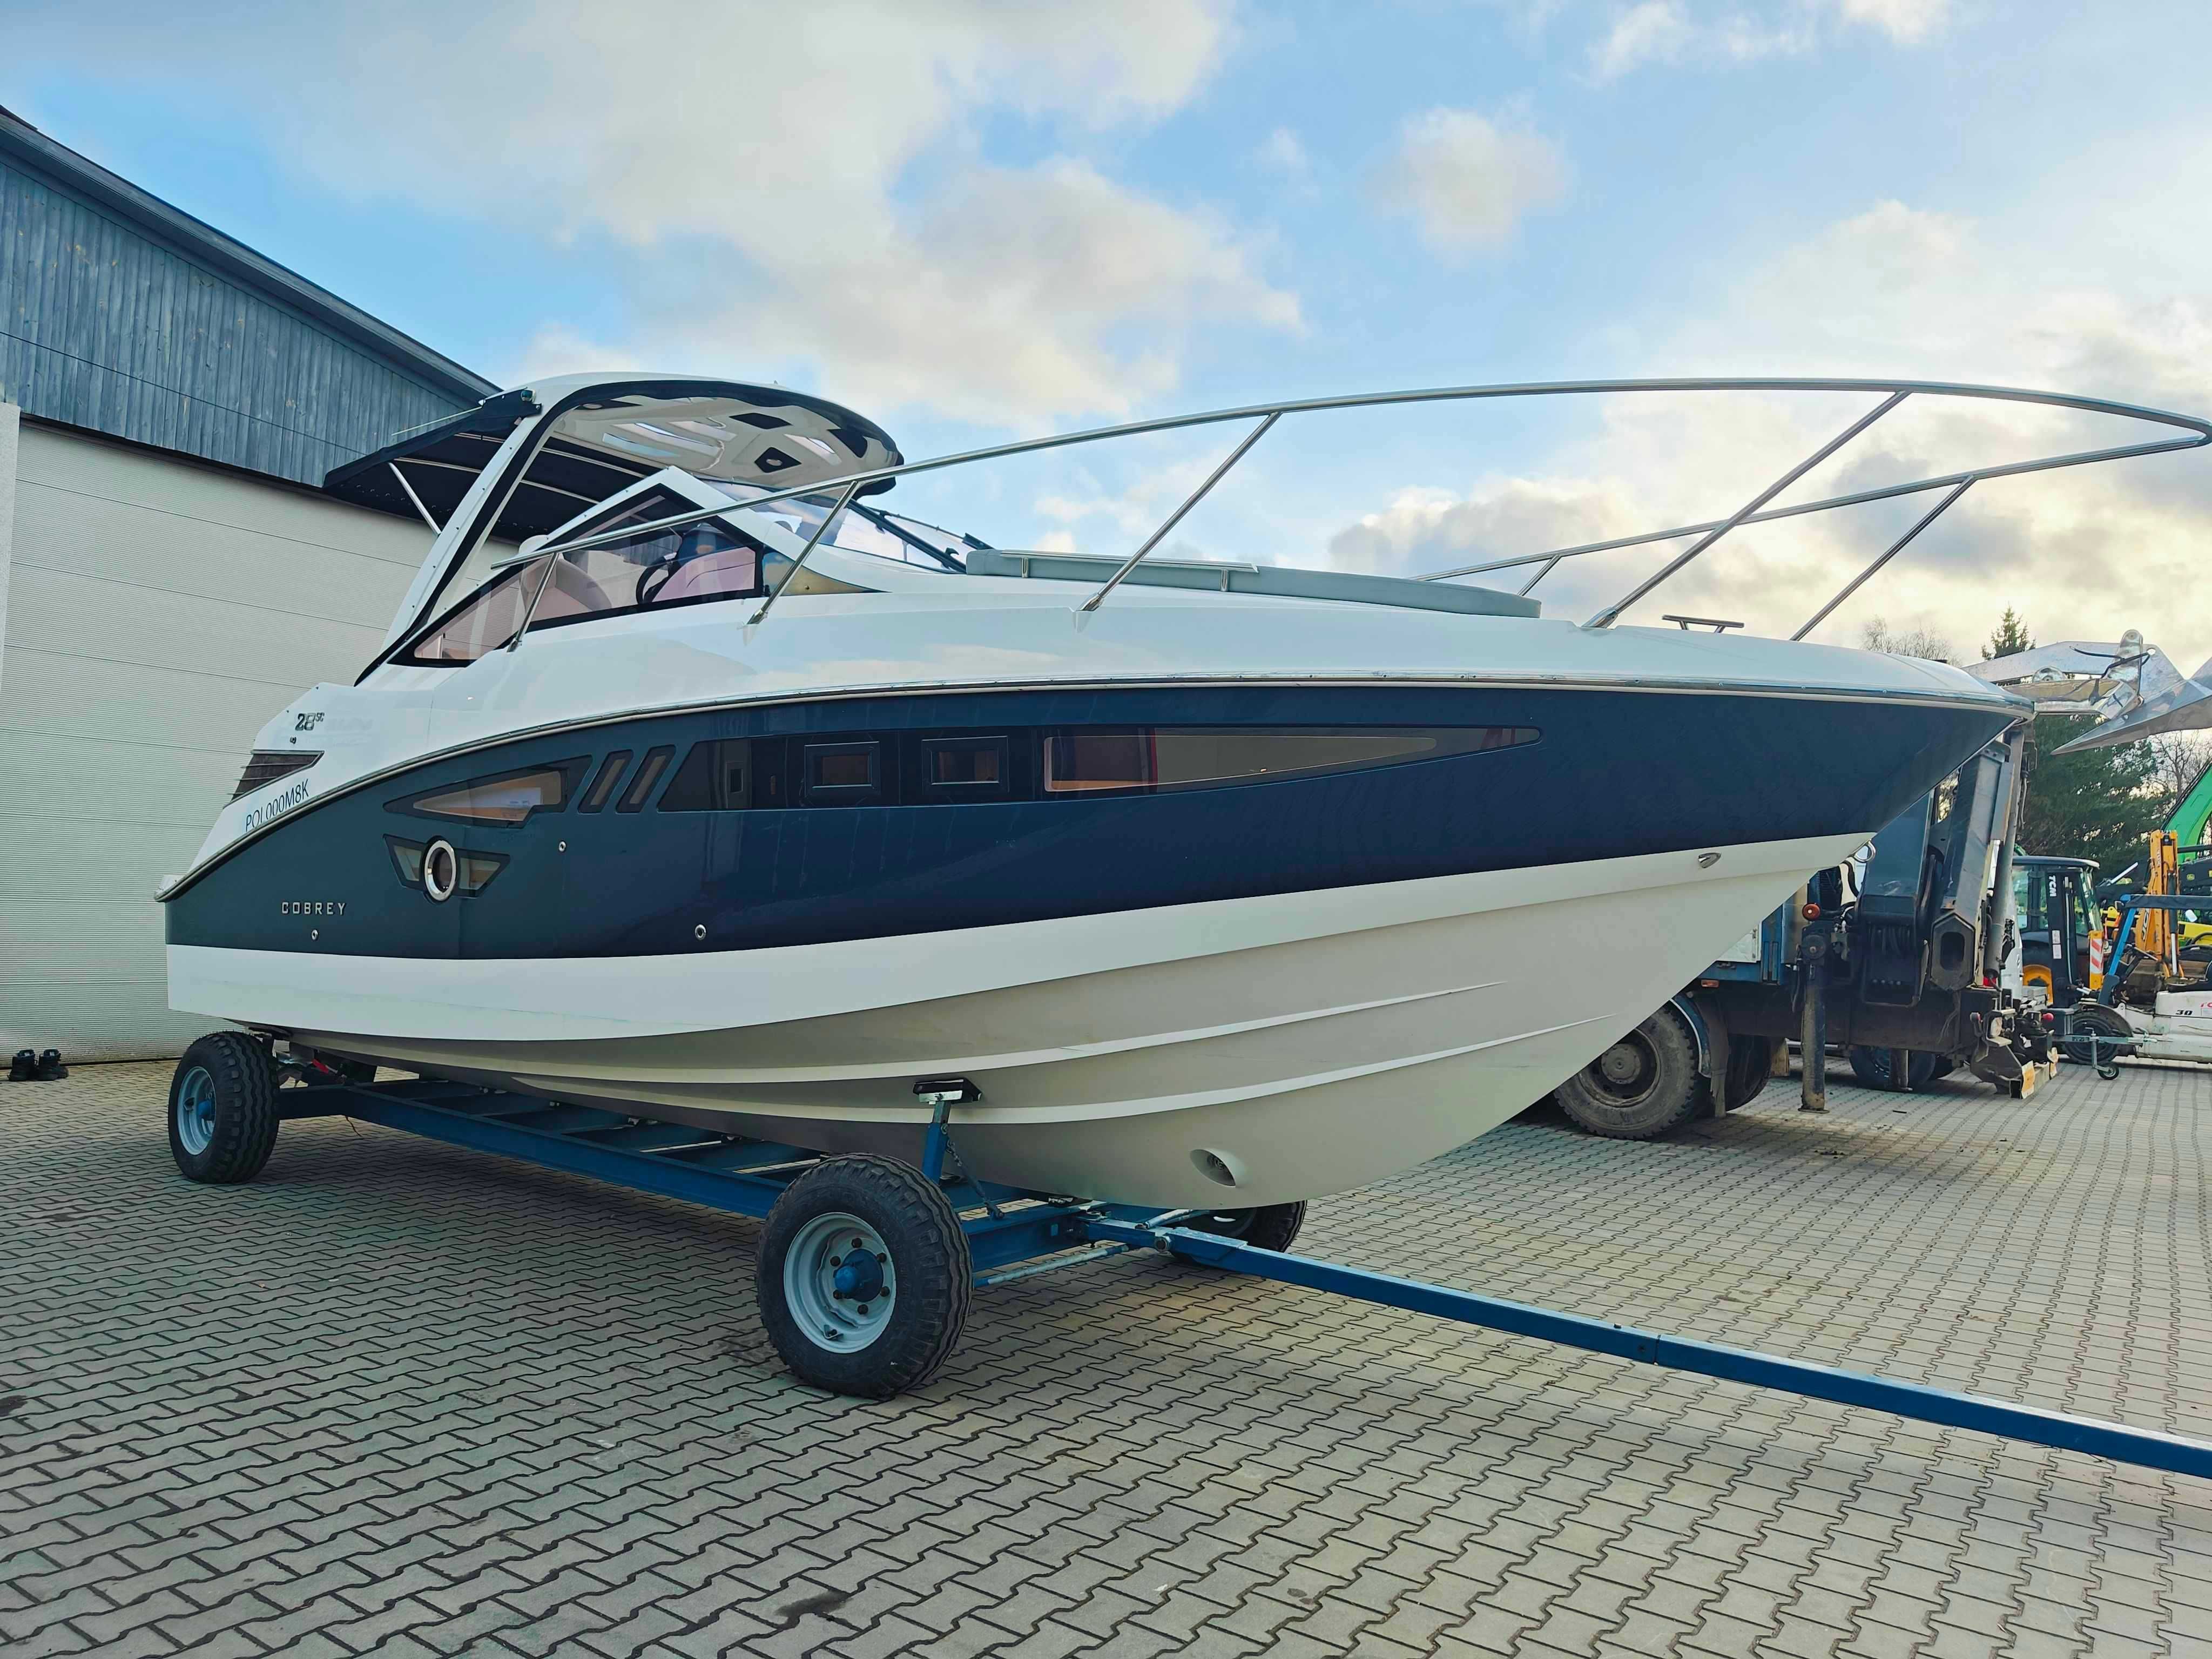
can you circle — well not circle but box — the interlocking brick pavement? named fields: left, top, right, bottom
left=3, top=1057, right=2208, bottom=1657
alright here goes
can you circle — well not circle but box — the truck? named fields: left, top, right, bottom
left=1552, top=730, right=2045, bottom=1137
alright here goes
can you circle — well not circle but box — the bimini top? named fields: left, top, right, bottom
left=325, top=372, right=903, bottom=544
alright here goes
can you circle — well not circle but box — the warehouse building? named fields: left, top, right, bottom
left=1, top=106, right=497, bottom=1061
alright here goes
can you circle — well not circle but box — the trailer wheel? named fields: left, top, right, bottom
left=1185, top=1203, right=1307, bottom=1253
left=756, top=1155, right=972, bottom=1398
left=167, top=1032, right=280, bottom=1184
left=1722, top=1035, right=1774, bottom=1109
left=1555, top=1009, right=1702, bottom=1139
left=1846, top=1046, right=1943, bottom=1090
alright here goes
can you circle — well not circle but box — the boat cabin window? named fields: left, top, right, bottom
left=393, top=761, right=588, bottom=825
left=802, top=741, right=881, bottom=804
left=617, top=746, right=675, bottom=813
left=657, top=724, right=1537, bottom=813
left=1041, top=727, right=1539, bottom=794
left=579, top=751, right=632, bottom=812
left=924, top=737, right=1009, bottom=793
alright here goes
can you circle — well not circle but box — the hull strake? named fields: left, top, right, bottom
left=173, top=832, right=1859, bottom=1206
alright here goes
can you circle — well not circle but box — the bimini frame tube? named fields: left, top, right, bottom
left=500, top=377, right=2208, bottom=633
left=1792, top=476, right=1975, bottom=642
left=1580, top=390, right=1908, bottom=629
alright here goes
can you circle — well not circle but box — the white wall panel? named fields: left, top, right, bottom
left=0, top=421, right=421, bottom=1061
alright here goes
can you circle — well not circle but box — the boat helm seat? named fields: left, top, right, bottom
left=530, top=557, right=615, bottom=623
left=650, top=543, right=761, bottom=606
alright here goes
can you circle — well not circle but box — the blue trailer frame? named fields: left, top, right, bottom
left=280, top=1076, right=2212, bottom=1483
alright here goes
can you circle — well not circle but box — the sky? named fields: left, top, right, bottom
left=9, top=0, right=2212, bottom=666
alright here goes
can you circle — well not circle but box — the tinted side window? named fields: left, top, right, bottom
left=802, top=741, right=881, bottom=804
left=1042, top=726, right=1535, bottom=795
left=922, top=736, right=1010, bottom=797
left=392, top=760, right=587, bottom=825
left=403, top=558, right=547, bottom=664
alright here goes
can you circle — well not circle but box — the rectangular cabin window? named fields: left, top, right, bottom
left=1044, top=732, right=1155, bottom=793
left=661, top=740, right=756, bottom=811
left=802, top=740, right=880, bottom=804
left=1043, top=726, right=1537, bottom=795
left=923, top=736, right=1009, bottom=797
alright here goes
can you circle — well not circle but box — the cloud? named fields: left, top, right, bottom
left=1372, top=106, right=1570, bottom=254
left=1589, top=3, right=1702, bottom=78
left=1320, top=192, right=2212, bottom=670
left=1587, top=0, right=1952, bottom=80
left=1256, top=126, right=1309, bottom=174
left=1835, top=0, right=1951, bottom=44
left=1327, top=478, right=1645, bottom=579
left=11, top=0, right=1291, bottom=427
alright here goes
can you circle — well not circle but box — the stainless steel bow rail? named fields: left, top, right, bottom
left=522, top=377, right=2209, bottom=635
left=273, top=1075, right=2212, bottom=1481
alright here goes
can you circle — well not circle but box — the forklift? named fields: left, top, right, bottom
left=2008, top=856, right=2212, bottom=1067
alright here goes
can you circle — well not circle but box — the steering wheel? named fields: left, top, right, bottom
left=635, top=525, right=742, bottom=609
left=635, top=555, right=680, bottom=608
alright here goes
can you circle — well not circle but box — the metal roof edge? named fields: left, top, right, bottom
left=0, top=107, right=498, bottom=407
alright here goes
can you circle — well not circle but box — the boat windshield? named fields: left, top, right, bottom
left=395, top=474, right=985, bottom=665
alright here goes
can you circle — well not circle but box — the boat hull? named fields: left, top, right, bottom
left=172, top=832, right=1858, bottom=1206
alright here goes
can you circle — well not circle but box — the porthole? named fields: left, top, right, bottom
left=423, top=839, right=460, bottom=903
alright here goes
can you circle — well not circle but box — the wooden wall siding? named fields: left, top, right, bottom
left=1, top=159, right=470, bottom=487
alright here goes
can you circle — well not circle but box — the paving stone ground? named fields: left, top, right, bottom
left=3, top=1056, right=2208, bottom=1659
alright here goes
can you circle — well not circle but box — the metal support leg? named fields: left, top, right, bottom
left=919, top=1094, right=954, bottom=1183
left=1890, top=1047, right=1913, bottom=1094
left=917, top=1087, right=1001, bottom=1218
left=1800, top=965, right=1829, bottom=1114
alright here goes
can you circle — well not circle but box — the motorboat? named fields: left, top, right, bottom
left=160, top=374, right=2204, bottom=1208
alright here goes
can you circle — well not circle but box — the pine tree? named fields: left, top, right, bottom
left=2018, top=715, right=2165, bottom=871
left=1985, top=607, right=2033, bottom=660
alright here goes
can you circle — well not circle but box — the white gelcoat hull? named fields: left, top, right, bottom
left=172, top=832, right=1860, bottom=1206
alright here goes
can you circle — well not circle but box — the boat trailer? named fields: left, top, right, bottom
left=215, top=1068, right=2212, bottom=1482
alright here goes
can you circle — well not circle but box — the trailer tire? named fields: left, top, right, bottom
left=1185, top=1203, right=1307, bottom=1254
left=1555, top=1009, right=1703, bottom=1139
left=757, top=1155, right=972, bottom=1398
left=1722, top=1035, right=1774, bottom=1109
left=1846, top=1046, right=1943, bottom=1090
left=168, top=1032, right=280, bottom=1184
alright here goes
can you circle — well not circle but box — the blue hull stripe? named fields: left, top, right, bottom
left=166, top=684, right=2012, bottom=960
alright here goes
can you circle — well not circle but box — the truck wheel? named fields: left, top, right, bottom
left=167, top=1033, right=280, bottom=1184
left=1555, top=1009, right=1703, bottom=1139
left=757, top=1155, right=971, bottom=1398
left=1722, top=1035, right=1774, bottom=1109
left=1184, top=1203, right=1307, bottom=1253
left=1847, top=1046, right=1941, bottom=1090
